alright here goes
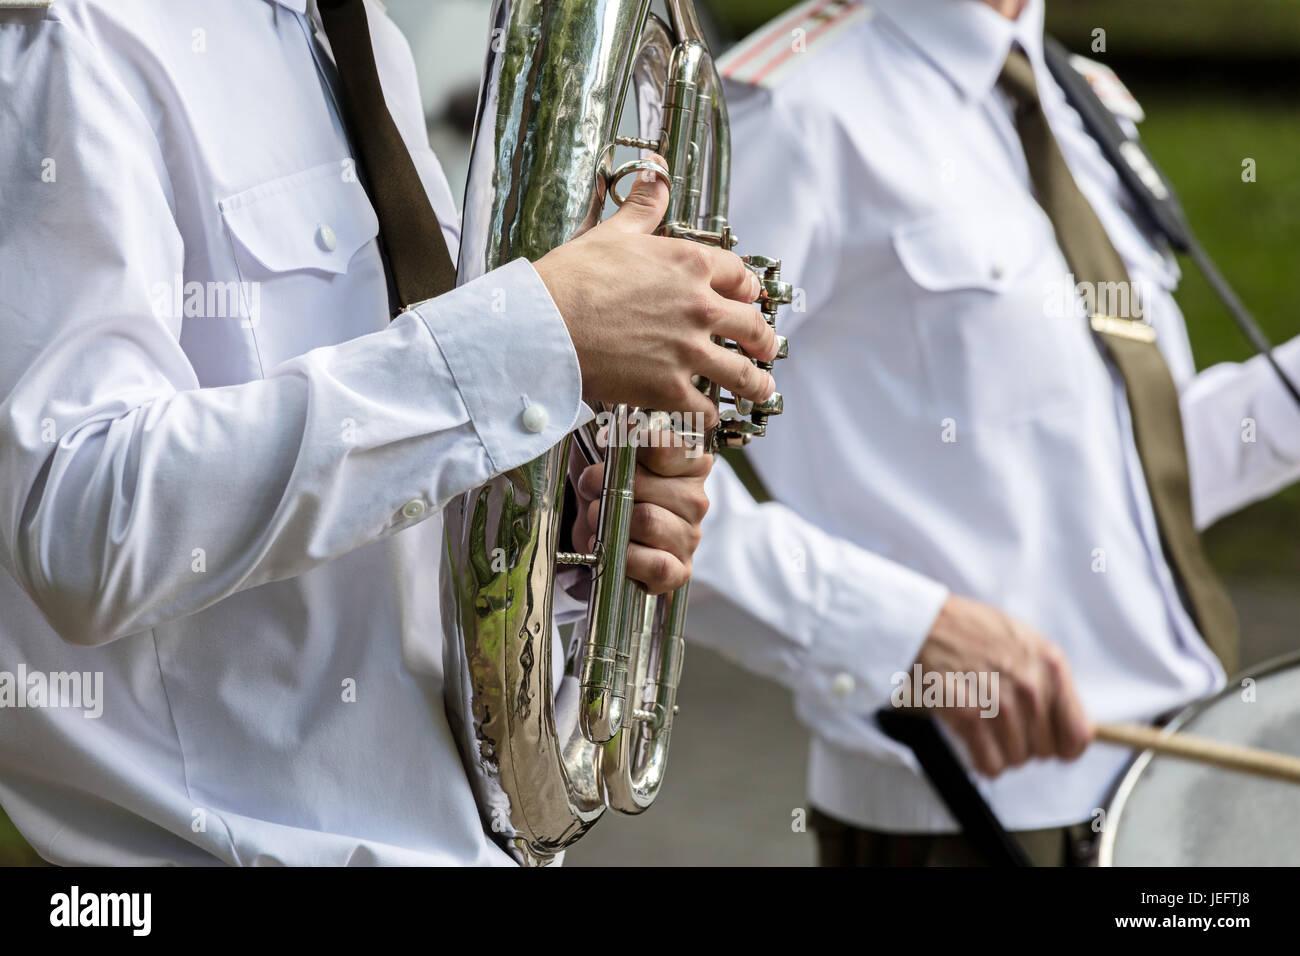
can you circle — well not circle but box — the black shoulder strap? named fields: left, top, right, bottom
left=1042, top=37, right=1191, bottom=250
left=876, top=710, right=1030, bottom=866
left=1043, top=36, right=1300, bottom=408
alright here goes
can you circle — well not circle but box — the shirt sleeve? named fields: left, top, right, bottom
left=722, top=79, right=842, bottom=338
left=687, top=458, right=949, bottom=715
left=1184, top=336, right=1300, bottom=529
left=0, top=15, right=585, bottom=646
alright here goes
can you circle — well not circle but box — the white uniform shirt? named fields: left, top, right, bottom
left=689, top=0, right=1300, bottom=831
left=0, top=0, right=588, bottom=864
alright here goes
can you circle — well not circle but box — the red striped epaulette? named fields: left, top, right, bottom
left=718, top=0, right=872, bottom=89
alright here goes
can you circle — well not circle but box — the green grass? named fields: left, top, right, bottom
left=1134, top=86, right=1300, bottom=581
left=0, top=806, right=45, bottom=866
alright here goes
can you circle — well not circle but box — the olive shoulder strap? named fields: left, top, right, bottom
left=1043, top=35, right=1300, bottom=407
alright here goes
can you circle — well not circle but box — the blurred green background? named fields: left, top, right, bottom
left=715, top=0, right=1300, bottom=57
left=4, top=0, right=1297, bottom=867
left=0, top=802, right=41, bottom=866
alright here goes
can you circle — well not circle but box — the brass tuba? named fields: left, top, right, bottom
left=442, top=0, right=791, bottom=866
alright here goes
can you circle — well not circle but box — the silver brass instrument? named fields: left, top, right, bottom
left=442, top=0, right=792, bottom=866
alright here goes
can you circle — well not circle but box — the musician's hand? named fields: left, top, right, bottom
left=533, top=157, right=778, bottom=427
left=571, top=434, right=712, bottom=595
left=911, top=594, right=1094, bottom=777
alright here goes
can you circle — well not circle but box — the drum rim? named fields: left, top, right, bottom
left=1097, top=649, right=1300, bottom=867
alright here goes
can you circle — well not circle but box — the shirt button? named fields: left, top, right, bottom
left=830, top=673, right=856, bottom=699
left=989, top=262, right=1005, bottom=280
left=317, top=223, right=338, bottom=252
left=400, top=499, right=426, bottom=520
left=521, top=404, right=549, bottom=434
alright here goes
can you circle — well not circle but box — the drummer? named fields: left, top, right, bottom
left=684, top=0, right=1300, bottom=866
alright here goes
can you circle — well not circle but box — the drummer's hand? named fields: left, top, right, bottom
left=571, top=431, right=713, bottom=595
left=911, top=594, right=1094, bottom=777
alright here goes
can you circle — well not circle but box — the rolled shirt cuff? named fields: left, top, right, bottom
left=413, top=258, right=593, bottom=475
left=802, top=541, right=950, bottom=714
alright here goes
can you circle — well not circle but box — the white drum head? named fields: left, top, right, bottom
left=1101, top=653, right=1300, bottom=866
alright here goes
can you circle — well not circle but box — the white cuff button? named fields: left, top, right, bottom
left=317, top=223, right=338, bottom=252
left=521, top=404, right=549, bottom=434
left=830, top=673, right=856, bottom=699
left=400, top=499, right=426, bottom=520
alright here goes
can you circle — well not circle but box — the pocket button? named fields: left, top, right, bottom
left=316, top=223, right=338, bottom=252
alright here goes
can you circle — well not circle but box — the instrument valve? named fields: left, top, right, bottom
left=613, top=135, right=663, bottom=152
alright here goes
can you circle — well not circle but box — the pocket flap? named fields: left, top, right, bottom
left=219, top=161, right=379, bottom=276
left=892, top=209, right=1039, bottom=294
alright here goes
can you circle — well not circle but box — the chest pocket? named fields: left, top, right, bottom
left=892, top=208, right=1084, bottom=428
left=218, top=160, right=389, bottom=372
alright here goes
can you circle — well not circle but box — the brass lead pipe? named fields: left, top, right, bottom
left=580, top=404, right=639, bottom=743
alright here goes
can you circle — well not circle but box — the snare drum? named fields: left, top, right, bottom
left=1100, top=652, right=1300, bottom=866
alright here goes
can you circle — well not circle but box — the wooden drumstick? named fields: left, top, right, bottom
left=1097, top=722, right=1300, bottom=785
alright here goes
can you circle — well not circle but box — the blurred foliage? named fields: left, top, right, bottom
left=707, top=0, right=1300, bottom=54
left=0, top=806, right=44, bottom=866
left=707, top=0, right=803, bottom=39
left=1045, top=0, right=1300, bottom=59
